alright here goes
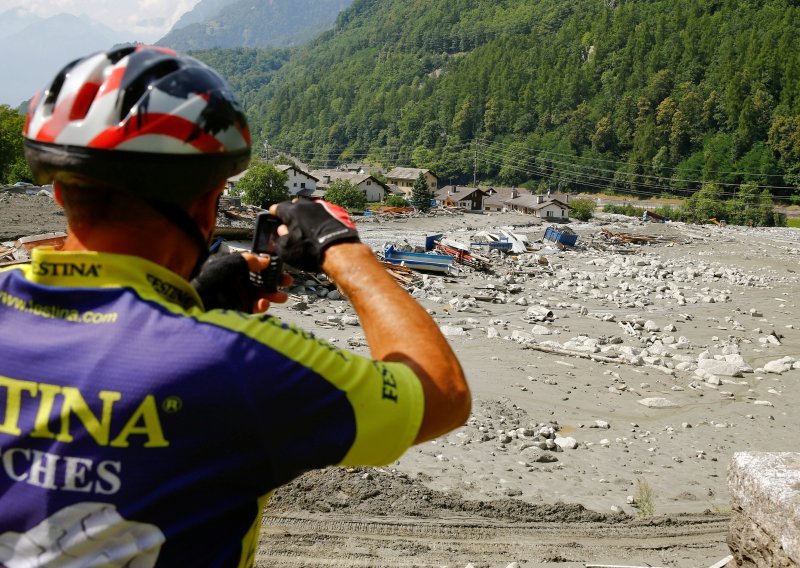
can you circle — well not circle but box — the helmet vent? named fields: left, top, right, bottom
left=107, top=45, right=136, bottom=65
left=42, top=59, right=80, bottom=114
left=119, top=60, right=181, bottom=121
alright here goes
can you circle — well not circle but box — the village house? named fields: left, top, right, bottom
left=311, top=170, right=388, bottom=202
left=277, top=164, right=319, bottom=196
left=225, top=164, right=318, bottom=197
left=435, top=186, right=486, bottom=211
left=482, top=186, right=521, bottom=212
left=506, top=193, right=570, bottom=220
left=385, top=167, right=438, bottom=198
left=482, top=187, right=572, bottom=220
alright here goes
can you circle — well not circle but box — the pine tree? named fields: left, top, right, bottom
left=410, top=172, right=433, bottom=211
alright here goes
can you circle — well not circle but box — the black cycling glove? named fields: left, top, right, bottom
left=275, top=199, right=360, bottom=272
left=190, top=253, right=254, bottom=312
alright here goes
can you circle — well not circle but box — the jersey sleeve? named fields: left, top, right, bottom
left=199, top=311, right=425, bottom=478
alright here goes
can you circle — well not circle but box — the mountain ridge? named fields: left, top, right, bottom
left=158, top=0, right=353, bottom=51
left=0, top=13, right=129, bottom=106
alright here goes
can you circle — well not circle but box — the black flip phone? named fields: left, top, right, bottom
left=250, top=213, right=284, bottom=293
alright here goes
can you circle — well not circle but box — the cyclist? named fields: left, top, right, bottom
left=0, top=46, right=469, bottom=567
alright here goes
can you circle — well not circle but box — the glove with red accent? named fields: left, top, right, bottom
left=190, top=253, right=254, bottom=311
left=274, top=199, right=360, bottom=272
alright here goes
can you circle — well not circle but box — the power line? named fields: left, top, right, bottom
left=476, top=138, right=791, bottom=181
left=477, top=153, right=796, bottom=202
left=267, top=138, right=797, bottom=202
left=476, top=140, right=798, bottom=191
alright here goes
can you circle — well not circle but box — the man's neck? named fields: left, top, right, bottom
left=62, top=224, right=200, bottom=280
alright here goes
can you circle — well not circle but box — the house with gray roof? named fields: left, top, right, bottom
left=386, top=167, right=438, bottom=198
left=311, top=170, right=388, bottom=202
left=276, top=164, right=319, bottom=196
left=506, top=194, right=570, bottom=220
left=435, top=186, right=486, bottom=211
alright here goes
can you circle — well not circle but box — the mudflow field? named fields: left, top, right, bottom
left=2, top=192, right=799, bottom=567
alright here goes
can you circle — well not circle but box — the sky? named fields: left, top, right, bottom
left=0, top=0, right=200, bottom=42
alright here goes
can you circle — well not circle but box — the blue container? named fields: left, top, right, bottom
left=544, top=226, right=578, bottom=247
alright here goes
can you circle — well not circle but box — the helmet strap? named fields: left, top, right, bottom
left=143, top=199, right=211, bottom=280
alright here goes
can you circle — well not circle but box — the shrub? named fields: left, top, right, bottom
left=234, top=162, right=289, bottom=207
left=324, top=179, right=367, bottom=211
left=384, top=195, right=409, bottom=207
left=633, top=478, right=655, bottom=517
left=569, top=198, right=596, bottom=221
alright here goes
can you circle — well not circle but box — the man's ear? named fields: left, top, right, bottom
left=187, top=185, right=224, bottom=236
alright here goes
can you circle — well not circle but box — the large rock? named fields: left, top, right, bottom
left=554, top=436, right=578, bottom=450
left=440, top=325, right=468, bottom=337
left=764, top=357, right=796, bottom=375
left=728, top=452, right=800, bottom=567
left=698, top=358, right=744, bottom=377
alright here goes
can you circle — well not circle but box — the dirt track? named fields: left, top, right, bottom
left=259, top=513, right=728, bottom=567
left=260, top=467, right=729, bottom=567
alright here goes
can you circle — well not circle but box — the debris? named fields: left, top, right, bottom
left=637, top=398, right=679, bottom=408
left=600, top=228, right=658, bottom=245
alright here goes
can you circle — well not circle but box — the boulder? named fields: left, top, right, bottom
left=698, top=358, right=744, bottom=377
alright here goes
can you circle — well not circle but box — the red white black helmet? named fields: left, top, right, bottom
left=24, top=45, right=251, bottom=205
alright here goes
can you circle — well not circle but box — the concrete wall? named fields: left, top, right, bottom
left=728, top=452, right=800, bottom=567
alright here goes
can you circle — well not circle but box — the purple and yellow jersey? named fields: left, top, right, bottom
left=0, top=248, right=424, bottom=567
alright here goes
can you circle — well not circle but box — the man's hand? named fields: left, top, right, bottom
left=270, top=200, right=359, bottom=272
left=191, top=252, right=290, bottom=313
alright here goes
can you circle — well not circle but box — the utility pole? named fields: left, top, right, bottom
left=473, top=140, right=478, bottom=187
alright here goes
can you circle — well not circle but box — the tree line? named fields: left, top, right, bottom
left=192, top=0, right=800, bottom=206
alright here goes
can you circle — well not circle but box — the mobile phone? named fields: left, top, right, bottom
left=250, top=212, right=284, bottom=293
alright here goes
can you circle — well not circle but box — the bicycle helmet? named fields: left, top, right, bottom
left=24, top=45, right=251, bottom=205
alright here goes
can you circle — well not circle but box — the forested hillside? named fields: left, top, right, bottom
left=159, top=0, right=352, bottom=50
left=175, top=1, right=800, bottom=202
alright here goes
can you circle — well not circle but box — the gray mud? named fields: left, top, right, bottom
left=268, top=467, right=617, bottom=524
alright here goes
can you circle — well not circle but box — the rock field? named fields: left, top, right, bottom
left=264, top=210, right=799, bottom=566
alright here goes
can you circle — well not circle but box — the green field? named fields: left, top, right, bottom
left=788, top=218, right=800, bottom=228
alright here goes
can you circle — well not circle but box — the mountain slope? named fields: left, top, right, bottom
left=0, top=8, right=43, bottom=40
left=158, top=0, right=353, bottom=50
left=170, top=0, right=240, bottom=31
left=0, top=13, right=124, bottom=106
left=197, top=0, right=800, bottom=201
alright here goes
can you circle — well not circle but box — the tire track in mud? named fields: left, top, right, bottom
left=257, top=513, right=730, bottom=567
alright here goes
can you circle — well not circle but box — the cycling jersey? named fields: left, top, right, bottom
left=0, top=248, right=424, bottom=567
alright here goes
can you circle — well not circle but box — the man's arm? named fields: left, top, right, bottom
left=322, top=242, right=471, bottom=443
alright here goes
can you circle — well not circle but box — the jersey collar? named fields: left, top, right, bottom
left=21, top=248, right=203, bottom=310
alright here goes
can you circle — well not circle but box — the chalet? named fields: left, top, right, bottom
left=482, top=187, right=521, bottom=212
left=506, top=194, right=570, bottom=220
left=276, top=164, right=318, bottom=196
left=435, top=186, right=486, bottom=211
left=385, top=167, right=438, bottom=198
left=312, top=170, right=388, bottom=202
